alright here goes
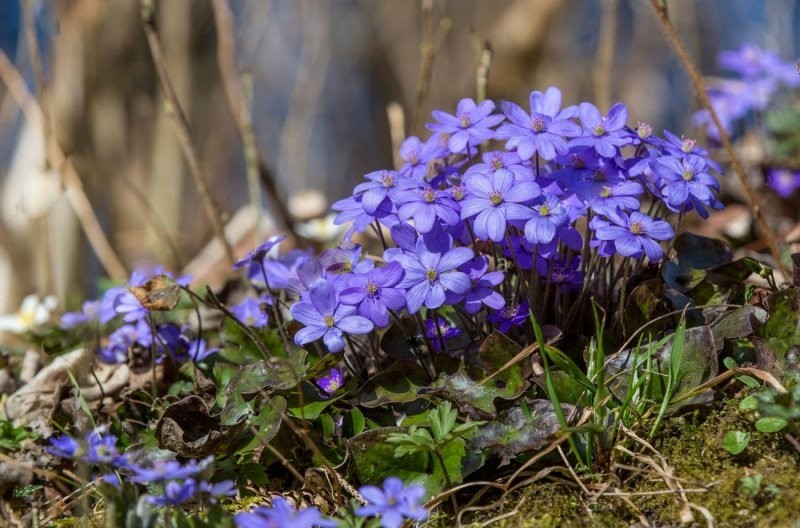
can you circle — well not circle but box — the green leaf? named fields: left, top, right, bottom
left=760, top=288, right=800, bottom=360
left=471, top=400, right=575, bottom=466
left=739, top=396, right=758, bottom=412
left=357, top=361, right=430, bottom=408
left=342, top=408, right=366, bottom=437
left=723, top=430, right=750, bottom=455
left=755, top=416, right=788, bottom=433
left=235, top=396, right=286, bottom=455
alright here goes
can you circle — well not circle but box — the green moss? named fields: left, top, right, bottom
left=454, top=397, right=800, bottom=527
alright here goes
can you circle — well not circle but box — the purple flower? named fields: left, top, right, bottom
left=231, top=297, right=270, bottom=329
left=47, top=435, right=82, bottom=459
left=61, top=300, right=100, bottom=329
left=588, top=180, right=643, bottom=216
left=456, top=256, right=505, bottom=314
left=570, top=102, right=631, bottom=157
left=542, top=256, right=583, bottom=291
left=235, top=497, right=338, bottom=528
left=234, top=235, right=287, bottom=274
left=423, top=316, right=462, bottom=351
left=487, top=302, right=530, bottom=333
left=396, top=186, right=460, bottom=233
left=129, top=456, right=214, bottom=484
left=391, top=235, right=473, bottom=314
left=356, top=477, right=428, bottom=528
left=655, top=130, right=723, bottom=173
left=460, top=169, right=539, bottom=242
left=426, top=98, right=504, bottom=153
left=339, top=262, right=406, bottom=327
left=147, top=479, right=198, bottom=506
left=85, top=430, right=124, bottom=465
left=332, top=194, right=399, bottom=238
left=188, top=339, right=218, bottom=362
left=653, top=154, right=721, bottom=217
left=495, top=86, right=582, bottom=161
left=593, top=211, right=674, bottom=261
left=353, top=170, right=401, bottom=215
left=465, top=150, right=535, bottom=183
left=316, top=368, right=344, bottom=395
left=98, top=319, right=153, bottom=364
left=398, top=135, right=448, bottom=181
left=198, top=480, right=237, bottom=503
left=523, top=194, right=570, bottom=245
left=767, top=168, right=800, bottom=198
left=114, top=290, right=148, bottom=323
left=290, top=282, right=374, bottom=353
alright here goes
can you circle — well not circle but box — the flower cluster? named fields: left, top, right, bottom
left=47, top=429, right=234, bottom=507
left=60, top=266, right=219, bottom=365
left=694, top=43, right=799, bottom=142
left=234, top=477, right=427, bottom=528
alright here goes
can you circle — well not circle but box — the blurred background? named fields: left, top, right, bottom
left=0, top=0, right=798, bottom=313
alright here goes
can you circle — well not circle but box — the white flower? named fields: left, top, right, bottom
left=0, top=294, right=58, bottom=333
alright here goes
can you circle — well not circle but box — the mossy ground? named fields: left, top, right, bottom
left=456, top=396, right=800, bottom=527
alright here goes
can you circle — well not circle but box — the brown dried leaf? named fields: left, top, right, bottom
left=129, top=275, right=181, bottom=311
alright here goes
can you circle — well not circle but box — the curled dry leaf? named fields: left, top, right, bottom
left=155, top=395, right=247, bottom=458
left=129, top=275, right=182, bottom=311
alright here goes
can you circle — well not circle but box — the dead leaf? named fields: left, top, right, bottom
left=129, top=275, right=181, bottom=311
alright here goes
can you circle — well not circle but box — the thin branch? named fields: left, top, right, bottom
left=209, top=0, right=297, bottom=238
left=649, top=0, right=788, bottom=279
left=0, top=50, right=128, bottom=281
left=140, top=0, right=236, bottom=268
left=411, top=0, right=451, bottom=134
left=594, top=0, right=618, bottom=110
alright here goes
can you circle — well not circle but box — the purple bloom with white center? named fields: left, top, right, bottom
left=487, top=302, right=530, bottom=333
left=453, top=256, right=505, bottom=314
left=423, top=316, right=462, bottom=351
left=129, top=456, right=214, bottom=484
left=290, top=281, right=374, bottom=353
left=320, top=245, right=373, bottom=277
left=396, top=185, right=461, bottom=233
left=234, top=235, right=287, bottom=274
left=767, top=168, right=800, bottom=198
left=398, top=135, right=448, bottom=181
left=523, top=194, right=570, bottom=245
left=147, top=479, right=198, bottom=506
left=541, top=256, right=583, bottom=292
left=235, top=497, right=338, bottom=528
left=495, top=86, right=582, bottom=161
left=465, top=150, right=535, bottom=183
left=391, top=235, right=473, bottom=314
left=356, top=477, right=428, bottom=528
left=352, top=170, right=402, bottom=215
left=593, top=211, right=674, bottom=261
left=316, top=368, right=344, bottom=395
left=426, top=98, right=504, bottom=153
left=339, top=262, right=406, bottom=327
left=570, top=102, right=631, bottom=158
left=460, top=169, right=539, bottom=242
left=588, top=180, right=643, bottom=216
left=653, top=154, right=721, bottom=217
left=85, top=430, right=124, bottom=465
left=61, top=300, right=100, bottom=329
left=47, top=434, right=82, bottom=459
left=231, top=297, right=270, bottom=329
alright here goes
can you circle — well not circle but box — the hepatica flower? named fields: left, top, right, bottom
left=426, top=98, right=504, bottom=153
left=523, top=194, right=570, bottom=245
left=460, top=169, right=539, bottom=242
left=653, top=154, right=721, bottom=217
left=339, top=262, right=406, bottom=327
left=317, top=367, right=344, bottom=395
left=235, top=497, right=337, bottom=528
left=231, top=297, right=269, bottom=329
left=496, top=86, right=581, bottom=161
left=290, top=281, right=373, bottom=353
left=392, top=235, right=473, bottom=314
left=424, top=316, right=462, bottom=351
left=353, top=170, right=402, bottom=215
left=356, top=477, right=428, bottom=528
left=593, top=211, right=674, bottom=261
left=398, top=135, right=447, bottom=181
left=767, top=168, right=800, bottom=198
left=487, top=302, right=530, bottom=333
left=570, top=102, right=631, bottom=158
left=456, top=256, right=505, bottom=313
left=396, top=186, right=460, bottom=233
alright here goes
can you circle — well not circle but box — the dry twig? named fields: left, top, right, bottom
left=0, top=50, right=128, bottom=281
left=141, top=0, right=236, bottom=268
left=649, top=0, right=788, bottom=280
